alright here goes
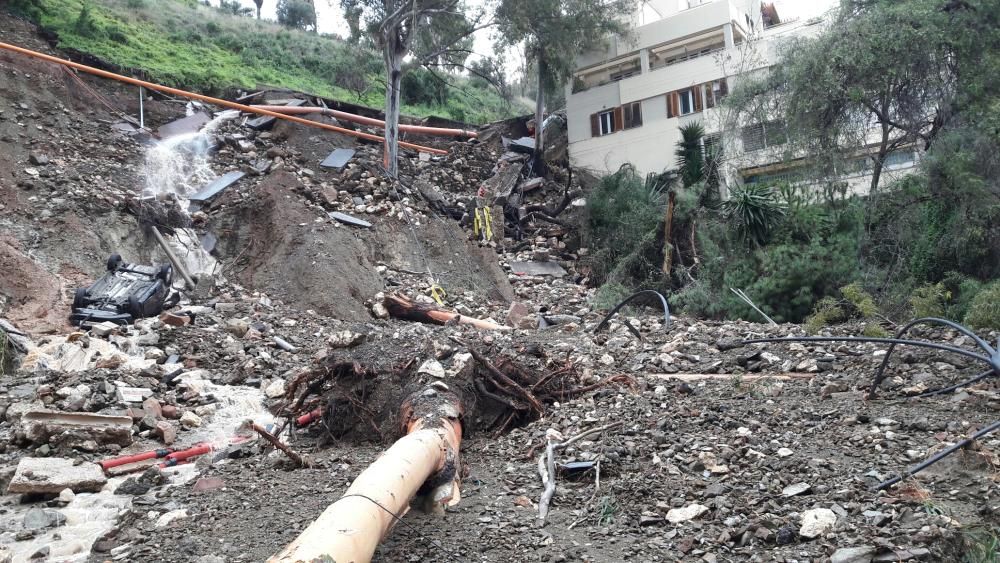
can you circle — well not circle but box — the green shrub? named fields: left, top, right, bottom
left=862, top=323, right=890, bottom=338
left=841, top=282, right=878, bottom=318
left=910, top=283, right=948, bottom=318
left=74, top=3, right=100, bottom=37
left=964, top=281, right=1000, bottom=331
left=804, top=297, right=846, bottom=334
left=721, top=184, right=786, bottom=247
left=585, top=165, right=671, bottom=299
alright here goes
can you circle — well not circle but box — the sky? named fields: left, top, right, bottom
left=231, top=0, right=838, bottom=75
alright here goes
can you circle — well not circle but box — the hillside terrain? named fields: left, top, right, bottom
left=0, top=7, right=999, bottom=563
left=6, top=0, right=524, bottom=124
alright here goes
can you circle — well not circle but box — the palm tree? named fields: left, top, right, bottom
left=675, top=122, right=705, bottom=189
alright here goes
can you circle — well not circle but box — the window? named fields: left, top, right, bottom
left=599, top=111, right=615, bottom=135
left=741, top=124, right=766, bottom=152
left=704, top=79, right=728, bottom=108
left=623, top=102, right=642, bottom=129
left=667, top=88, right=703, bottom=118
left=679, top=89, right=695, bottom=115
left=741, top=121, right=785, bottom=152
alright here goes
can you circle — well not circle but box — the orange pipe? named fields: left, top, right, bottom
left=0, top=41, right=448, bottom=155
left=253, top=105, right=479, bottom=138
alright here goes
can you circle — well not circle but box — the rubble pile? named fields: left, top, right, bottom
left=1, top=11, right=998, bottom=563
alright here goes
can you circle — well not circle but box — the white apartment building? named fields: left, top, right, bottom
left=565, top=0, right=919, bottom=193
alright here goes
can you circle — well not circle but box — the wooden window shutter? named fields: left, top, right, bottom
left=667, top=92, right=679, bottom=118
left=694, top=87, right=703, bottom=112
left=590, top=113, right=599, bottom=137
left=719, top=78, right=729, bottom=96
left=614, top=106, right=624, bottom=132
left=633, top=102, right=642, bottom=127
left=704, top=83, right=715, bottom=109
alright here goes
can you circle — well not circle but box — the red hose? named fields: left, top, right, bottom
left=296, top=407, right=324, bottom=427
left=99, top=448, right=172, bottom=471
left=159, top=443, right=213, bottom=467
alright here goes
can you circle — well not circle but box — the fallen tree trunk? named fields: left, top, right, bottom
left=269, top=383, right=464, bottom=563
left=384, top=293, right=510, bottom=331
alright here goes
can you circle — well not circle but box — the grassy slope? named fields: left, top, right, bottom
left=14, top=0, right=522, bottom=123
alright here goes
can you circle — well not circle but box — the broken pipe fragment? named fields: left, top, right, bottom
left=269, top=383, right=464, bottom=563
left=383, top=293, right=510, bottom=331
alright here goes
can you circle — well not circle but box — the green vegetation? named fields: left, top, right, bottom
left=963, top=527, right=1000, bottom=563
left=964, top=282, right=1000, bottom=331
left=5, top=0, right=522, bottom=123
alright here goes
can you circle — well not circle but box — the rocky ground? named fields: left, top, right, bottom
left=1, top=9, right=999, bottom=563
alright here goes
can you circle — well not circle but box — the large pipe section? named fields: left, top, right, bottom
left=0, top=41, right=448, bottom=155
left=269, top=384, right=463, bottom=563
left=252, top=105, right=479, bottom=138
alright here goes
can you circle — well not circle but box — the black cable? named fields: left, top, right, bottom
left=338, top=493, right=469, bottom=562
left=868, top=317, right=999, bottom=398
left=874, top=420, right=1000, bottom=491
left=742, top=336, right=993, bottom=367
left=593, top=290, right=672, bottom=336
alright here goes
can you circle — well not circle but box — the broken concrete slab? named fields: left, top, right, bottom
left=115, top=387, right=152, bottom=403
left=508, top=136, right=535, bottom=154
left=7, top=457, right=107, bottom=494
left=22, top=410, right=134, bottom=447
left=320, top=148, right=356, bottom=170
left=328, top=211, right=372, bottom=229
left=510, top=261, right=567, bottom=277
left=188, top=171, right=246, bottom=203
left=157, top=111, right=212, bottom=138
left=520, top=177, right=544, bottom=192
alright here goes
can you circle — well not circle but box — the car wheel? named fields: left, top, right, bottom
left=107, top=253, right=123, bottom=272
left=156, top=264, right=173, bottom=285
left=73, top=288, right=88, bottom=309
left=128, top=295, right=144, bottom=320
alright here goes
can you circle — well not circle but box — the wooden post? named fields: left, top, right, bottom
left=269, top=384, right=464, bottom=563
left=662, top=190, right=677, bottom=276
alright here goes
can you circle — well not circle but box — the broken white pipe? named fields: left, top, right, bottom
left=269, top=424, right=460, bottom=563
left=139, top=86, right=145, bottom=129
left=150, top=226, right=196, bottom=290
left=252, top=105, right=479, bottom=138
left=270, top=385, right=463, bottom=563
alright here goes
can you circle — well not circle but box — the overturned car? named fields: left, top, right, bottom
left=70, top=253, right=175, bottom=326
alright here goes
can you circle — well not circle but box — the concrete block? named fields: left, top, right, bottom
left=7, top=457, right=107, bottom=494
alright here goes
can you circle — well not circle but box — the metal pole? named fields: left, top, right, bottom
left=138, top=86, right=145, bottom=129
left=150, top=226, right=196, bottom=290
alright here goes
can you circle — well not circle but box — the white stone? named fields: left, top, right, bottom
left=58, top=488, right=76, bottom=503
left=776, top=447, right=793, bottom=457
left=417, top=359, right=445, bottom=378
left=782, top=482, right=811, bottom=497
left=264, top=379, right=286, bottom=399
left=799, top=508, right=837, bottom=538
left=180, top=411, right=202, bottom=428
left=156, top=509, right=189, bottom=528
left=666, top=503, right=709, bottom=524
left=830, top=546, right=877, bottom=563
